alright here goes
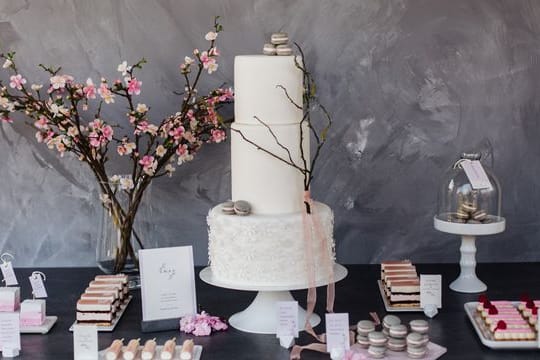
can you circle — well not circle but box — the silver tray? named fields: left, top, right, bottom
left=464, top=301, right=540, bottom=349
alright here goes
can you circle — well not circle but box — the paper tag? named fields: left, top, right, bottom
left=325, top=313, right=350, bottom=353
left=139, top=246, right=197, bottom=322
left=29, top=274, right=47, bottom=299
left=0, top=262, right=17, bottom=286
left=461, top=160, right=492, bottom=190
left=73, top=324, right=98, bottom=360
left=0, top=312, right=20, bottom=352
left=420, top=274, right=442, bottom=309
left=276, top=301, right=298, bottom=338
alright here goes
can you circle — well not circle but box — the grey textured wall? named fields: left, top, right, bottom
left=1, top=0, right=540, bottom=267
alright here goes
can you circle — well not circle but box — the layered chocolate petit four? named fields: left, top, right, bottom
left=381, top=260, right=420, bottom=307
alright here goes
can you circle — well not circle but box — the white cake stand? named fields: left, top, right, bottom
left=199, top=264, right=348, bottom=334
left=434, top=215, right=505, bottom=293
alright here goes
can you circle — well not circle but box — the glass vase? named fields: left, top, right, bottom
left=96, top=178, right=155, bottom=287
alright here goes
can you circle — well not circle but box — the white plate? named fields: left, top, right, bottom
left=464, top=301, right=539, bottom=349
left=98, top=345, right=202, bottom=360
left=69, top=295, right=133, bottom=332
left=378, top=280, right=422, bottom=312
left=20, top=315, right=57, bottom=334
left=350, top=342, right=446, bottom=359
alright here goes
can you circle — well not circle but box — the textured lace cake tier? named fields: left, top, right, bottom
left=208, top=201, right=336, bottom=286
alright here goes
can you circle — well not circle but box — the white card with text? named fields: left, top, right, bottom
left=325, top=313, right=350, bottom=353
left=0, top=262, right=17, bottom=286
left=29, top=274, right=47, bottom=298
left=139, top=246, right=197, bottom=321
left=461, top=160, right=492, bottom=190
left=420, top=274, right=442, bottom=309
left=0, top=312, right=20, bottom=352
left=276, top=301, right=299, bottom=338
left=73, top=324, right=98, bottom=360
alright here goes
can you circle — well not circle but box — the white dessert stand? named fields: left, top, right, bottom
left=434, top=215, right=505, bottom=293
left=200, top=264, right=347, bottom=334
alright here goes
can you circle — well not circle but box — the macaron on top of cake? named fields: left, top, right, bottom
left=383, top=314, right=401, bottom=329
left=409, top=319, right=429, bottom=334
left=233, top=200, right=251, bottom=216
left=357, top=320, right=375, bottom=335
left=221, top=200, right=235, bottom=214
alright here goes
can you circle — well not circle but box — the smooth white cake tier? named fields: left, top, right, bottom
left=208, top=202, right=336, bottom=286
left=234, top=55, right=303, bottom=125
left=231, top=122, right=309, bottom=214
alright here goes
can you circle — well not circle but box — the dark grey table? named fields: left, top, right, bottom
left=13, top=264, right=540, bottom=359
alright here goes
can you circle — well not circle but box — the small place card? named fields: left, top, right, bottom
left=461, top=160, right=492, bottom=190
left=0, top=312, right=20, bottom=352
left=29, top=273, right=47, bottom=299
left=0, top=262, right=17, bottom=286
left=325, top=313, right=350, bottom=353
left=139, top=246, right=197, bottom=327
left=276, top=301, right=298, bottom=338
left=420, top=274, right=442, bottom=309
left=73, top=324, right=98, bottom=360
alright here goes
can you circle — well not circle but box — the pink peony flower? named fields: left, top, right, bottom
left=193, top=322, right=212, bottom=336
left=211, top=129, right=226, bottom=143
left=83, top=78, right=96, bottom=99
left=127, top=78, right=142, bottom=95
left=9, top=74, right=26, bottom=90
left=179, top=311, right=228, bottom=336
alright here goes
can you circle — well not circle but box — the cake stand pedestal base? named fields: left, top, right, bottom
left=449, top=235, right=487, bottom=293
left=434, top=216, right=505, bottom=294
left=199, top=264, right=347, bottom=335
left=229, top=290, right=320, bottom=334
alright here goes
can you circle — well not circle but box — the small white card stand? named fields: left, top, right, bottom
left=200, top=264, right=347, bottom=334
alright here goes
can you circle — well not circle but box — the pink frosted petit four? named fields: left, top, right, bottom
left=0, top=287, right=20, bottom=312
left=20, top=299, right=46, bottom=327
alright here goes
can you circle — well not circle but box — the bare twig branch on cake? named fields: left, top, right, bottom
left=253, top=116, right=297, bottom=167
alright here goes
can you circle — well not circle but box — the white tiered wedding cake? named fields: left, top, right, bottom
left=208, top=54, right=335, bottom=286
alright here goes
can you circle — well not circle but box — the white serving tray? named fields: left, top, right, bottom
left=69, top=295, right=133, bottom=332
left=350, top=342, right=446, bottom=359
left=464, top=301, right=540, bottom=349
left=98, top=345, right=202, bottom=360
left=378, top=280, right=422, bottom=312
left=20, top=315, right=57, bottom=334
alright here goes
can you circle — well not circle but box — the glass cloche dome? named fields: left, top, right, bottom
left=435, top=153, right=504, bottom=232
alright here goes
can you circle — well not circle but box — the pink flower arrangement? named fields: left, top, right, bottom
left=0, top=16, right=232, bottom=273
left=180, top=311, right=228, bottom=336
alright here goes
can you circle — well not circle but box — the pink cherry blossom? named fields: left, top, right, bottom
left=139, top=155, right=157, bottom=175
left=205, top=31, right=218, bottom=41
left=218, top=87, right=234, bottom=101
left=50, top=75, right=66, bottom=90
left=168, top=126, right=185, bottom=140
left=101, top=125, right=113, bottom=141
left=127, top=78, right=142, bottom=95
left=83, top=78, right=96, bottom=99
left=89, top=118, right=104, bottom=130
left=211, top=129, right=226, bottom=143
left=34, top=116, right=49, bottom=130
left=209, top=47, right=220, bottom=57
left=9, top=74, right=26, bottom=90
left=98, top=83, right=115, bottom=104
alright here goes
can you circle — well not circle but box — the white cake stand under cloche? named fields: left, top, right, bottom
left=200, top=264, right=347, bottom=334
left=434, top=215, right=505, bottom=293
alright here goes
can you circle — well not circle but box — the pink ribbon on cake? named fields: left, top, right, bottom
left=290, top=191, right=336, bottom=359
